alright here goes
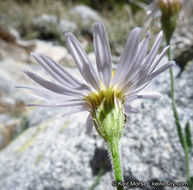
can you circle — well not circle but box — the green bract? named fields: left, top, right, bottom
left=86, top=87, right=125, bottom=141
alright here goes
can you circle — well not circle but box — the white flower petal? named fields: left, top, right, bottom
left=124, top=104, right=139, bottom=113
left=126, top=61, right=175, bottom=96
left=61, top=105, right=88, bottom=117
left=86, top=113, right=93, bottom=135
left=141, top=31, right=163, bottom=74
left=65, top=32, right=100, bottom=90
left=16, top=85, right=71, bottom=100
left=38, top=53, right=90, bottom=91
left=31, top=53, right=73, bottom=88
left=125, top=93, right=160, bottom=103
left=26, top=93, right=49, bottom=101
left=123, top=32, right=166, bottom=93
left=27, top=101, right=87, bottom=107
left=127, top=32, right=163, bottom=88
left=39, top=54, right=89, bottom=88
left=146, top=46, right=169, bottom=75
left=31, top=53, right=91, bottom=95
left=93, top=22, right=112, bottom=87
left=144, top=61, right=176, bottom=83
left=112, top=27, right=142, bottom=86
left=120, top=32, right=149, bottom=91
left=125, top=95, right=138, bottom=103
left=28, top=93, right=83, bottom=104
left=136, top=94, right=161, bottom=99
left=23, top=70, right=86, bottom=97
left=131, top=32, right=163, bottom=86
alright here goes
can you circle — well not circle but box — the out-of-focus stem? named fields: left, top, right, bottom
left=89, top=167, right=104, bottom=190
left=167, top=42, right=192, bottom=189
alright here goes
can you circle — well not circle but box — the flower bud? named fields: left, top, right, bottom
left=158, top=0, right=183, bottom=43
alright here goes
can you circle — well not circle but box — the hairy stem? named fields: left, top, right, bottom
left=168, top=42, right=192, bottom=189
left=107, top=137, right=124, bottom=190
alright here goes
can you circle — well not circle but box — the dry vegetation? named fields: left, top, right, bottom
left=0, top=0, right=149, bottom=52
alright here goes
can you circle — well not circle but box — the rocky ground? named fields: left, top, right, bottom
left=0, top=1, right=193, bottom=190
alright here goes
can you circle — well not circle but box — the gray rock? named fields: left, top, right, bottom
left=0, top=66, right=15, bottom=95
left=0, top=59, right=192, bottom=190
left=59, top=20, right=77, bottom=34
left=0, top=39, right=29, bottom=62
left=0, top=115, right=20, bottom=149
left=33, top=14, right=78, bottom=34
left=33, top=40, right=68, bottom=62
left=32, top=14, right=58, bottom=31
left=32, top=14, right=60, bottom=40
left=32, top=14, right=78, bottom=43
left=0, top=134, right=3, bottom=148
left=71, top=5, right=100, bottom=26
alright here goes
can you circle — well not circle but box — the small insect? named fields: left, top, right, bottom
left=124, top=113, right=127, bottom=124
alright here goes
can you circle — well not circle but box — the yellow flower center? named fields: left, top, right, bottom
left=85, top=70, right=124, bottom=113
left=85, top=86, right=124, bottom=113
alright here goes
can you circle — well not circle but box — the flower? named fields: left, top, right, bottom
left=147, top=0, right=183, bottom=43
left=17, top=22, right=175, bottom=136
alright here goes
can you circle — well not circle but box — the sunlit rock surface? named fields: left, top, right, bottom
left=71, top=5, right=100, bottom=26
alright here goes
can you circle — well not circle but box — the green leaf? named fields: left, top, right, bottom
left=189, top=177, right=193, bottom=189
left=185, top=121, right=192, bottom=152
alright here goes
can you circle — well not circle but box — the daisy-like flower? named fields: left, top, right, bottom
left=17, top=22, right=175, bottom=136
left=17, top=22, right=175, bottom=189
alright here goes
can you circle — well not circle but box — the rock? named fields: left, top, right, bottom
left=0, top=117, right=19, bottom=149
left=59, top=20, right=77, bottom=34
left=32, top=40, right=76, bottom=67
left=0, top=59, right=192, bottom=190
left=171, top=27, right=193, bottom=75
left=0, top=39, right=29, bottom=62
left=31, top=14, right=60, bottom=41
left=32, top=14, right=58, bottom=33
left=33, top=40, right=68, bottom=63
left=0, top=24, right=18, bottom=44
left=0, top=97, right=25, bottom=115
left=0, top=23, right=35, bottom=50
left=0, top=76, right=14, bottom=96
left=0, top=134, right=3, bottom=148
left=32, top=14, right=77, bottom=42
left=0, top=97, right=15, bottom=113
left=0, top=59, right=33, bottom=95
left=71, top=5, right=100, bottom=26
left=0, top=113, right=97, bottom=190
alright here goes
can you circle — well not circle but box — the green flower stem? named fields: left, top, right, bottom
left=167, top=42, right=192, bottom=189
left=168, top=45, right=179, bottom=121
left=107, top=136, right=124, bottom=190
left=91, top=94, right=125, bottom=189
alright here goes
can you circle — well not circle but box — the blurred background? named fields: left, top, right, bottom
left=0, top=0, right=193, bottom=190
